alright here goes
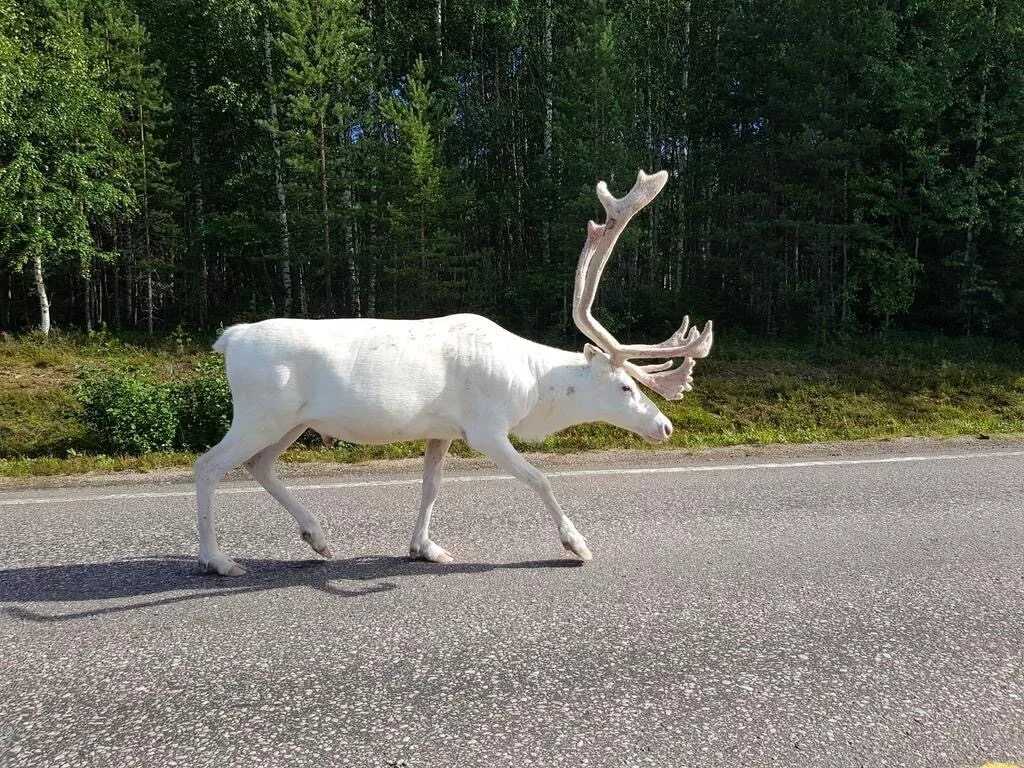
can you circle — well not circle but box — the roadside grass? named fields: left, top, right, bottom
left=1, top=328, right=1022, bottom=478
left=0, top=329, right=198, bottom=460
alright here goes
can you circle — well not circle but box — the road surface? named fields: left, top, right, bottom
left=0, top=441, right=1022, bottom=767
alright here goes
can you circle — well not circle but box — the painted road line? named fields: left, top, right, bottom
left=1, top=449, right=1022, bottom=507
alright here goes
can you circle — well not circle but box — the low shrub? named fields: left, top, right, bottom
left=76, top=368, right=178, bottom=454
left=75, top=356, right=232, bottom=454
left=173, top=356, right=232, bottom=451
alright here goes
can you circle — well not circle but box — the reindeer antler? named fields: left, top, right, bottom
left=572, top=170, right=713, bottom=400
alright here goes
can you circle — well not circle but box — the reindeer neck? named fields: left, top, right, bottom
left=512, top=344, right=597, bottom=440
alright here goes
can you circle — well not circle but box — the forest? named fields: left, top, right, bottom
left=1, top=0, right=1023, bottom=344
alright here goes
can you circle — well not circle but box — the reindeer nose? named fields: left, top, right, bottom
left=658, top=415, right=673, bottom=440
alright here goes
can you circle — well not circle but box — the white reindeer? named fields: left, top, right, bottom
left=194, top=170, right=712, bottom=575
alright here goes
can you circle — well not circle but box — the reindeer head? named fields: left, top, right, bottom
left=572, top=169, right=713, bottom=443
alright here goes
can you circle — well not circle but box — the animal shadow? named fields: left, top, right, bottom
left=0, top=554, right=582, bottom=623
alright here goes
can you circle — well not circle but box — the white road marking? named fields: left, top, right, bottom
left=0, top=449, right=1021, bottom=507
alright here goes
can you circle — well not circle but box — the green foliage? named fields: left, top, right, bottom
left=73, top=354, right=231, bottom=454
left=0, top=0, right=132, bottom=273
left=380, top=55, right=477, bottom=315
left=75, top=366, right=178, bottom=454
left=850, top=245, right=922, bottom=325
left=2, top=0, right=1024, bottom=341
left=172, top=356, right=232, bottom=451
left=382, top=57, right=446, bottom=217
left=271, top=0, right=372, bottom=315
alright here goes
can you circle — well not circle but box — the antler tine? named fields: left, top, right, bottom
left=596, top=170, right=671, bottom=223
left=613, top=319, right=714, bottom=362
left=623, top=358, right=696, bottom=401
left=653, top=316, right=689, bottom=349
left=637, top=360, right=674, bottom=373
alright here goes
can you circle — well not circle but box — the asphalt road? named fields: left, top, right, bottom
left=0, top=442, right=1022, bottom=768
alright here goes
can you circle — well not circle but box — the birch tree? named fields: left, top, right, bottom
left=0, top=0, right=130, bottom=335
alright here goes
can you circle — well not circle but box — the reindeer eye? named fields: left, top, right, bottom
left=621, top=385, right=632, bottom=394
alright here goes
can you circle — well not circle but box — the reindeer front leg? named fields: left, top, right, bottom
left=465, top=432, right=592, bottom=561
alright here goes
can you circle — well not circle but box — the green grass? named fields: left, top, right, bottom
left=2, top=328, right=1022, bottom=478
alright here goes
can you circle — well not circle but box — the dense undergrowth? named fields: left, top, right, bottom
left=1, top=329, right=1022, bottom=477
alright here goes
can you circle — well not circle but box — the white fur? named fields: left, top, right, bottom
left=193, top=313, right=674, bottom=574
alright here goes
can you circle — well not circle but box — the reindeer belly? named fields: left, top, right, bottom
left=305, top=412, right=462, bottom=445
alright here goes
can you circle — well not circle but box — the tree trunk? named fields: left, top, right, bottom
left=0, top=269, right=10, bottom=330
left=841, top=166, right=849, bottom=323
left=963, top=0, right=997, bottom=335
left=436, top=0, right=443, bottom=66
left=83, top=270, right=93, bottom=333
left=189, top=64, right=209, bottom=326
left=675, top=1, right=691, bottom=294
left=146, top=271, right=154, bottom=335
left=264, top=23, right=293, bottom=315
left=80, top=199, right=92, bottom=333
left=541, top=0, right=553, bottom=265
left=32, top=249, right=51, bottom=336
left=113, top=234, right=121, bottom=330
left=367, top=166, right=378, bottom=319
left=367, top=256, right=376, bottom=318
left=344, top=186, right=360, bottom=316
left=140, top=93, right=156, bottom=335
left=97, top=263, right=104, bottom=328
left=319, top=114, right=334, bottom=314
left=645, top=0, right=656, bottom=292
left=298, top=263, right=309, bottom=316
left=127, top=252, right=135, bottom=327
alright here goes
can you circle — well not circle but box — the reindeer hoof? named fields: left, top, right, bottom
left=301, top=529, right=331, bottom=559
left=410, top=541, right=453, bottom=563
left=562, top=539, right=593, bottom=561
left=200, top=556, right=248, bottom=577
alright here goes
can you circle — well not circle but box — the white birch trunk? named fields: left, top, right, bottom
left=84, top=270, right=93, bottom=333
left=436, top=0, right=443, bottom=66
left=32, top=250, right=50, bottom=336
left=344, top=186, right=360, bottom=316
left=367, top=257, right=376, bottom=318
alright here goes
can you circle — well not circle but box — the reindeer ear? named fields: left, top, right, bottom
left=583, top=343, right=607, bottom=363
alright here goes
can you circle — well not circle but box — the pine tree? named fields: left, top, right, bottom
left=274, top=0, right=371, bottom=316
left=381, top=55, right=474, bottom=316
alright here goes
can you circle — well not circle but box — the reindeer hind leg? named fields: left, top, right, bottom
left=245, top=425, right=332, bottom=559
left=195, top=420, right=297, bottom=576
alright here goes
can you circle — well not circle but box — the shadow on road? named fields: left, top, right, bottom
left=0, top=554, right=582, bottom=623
